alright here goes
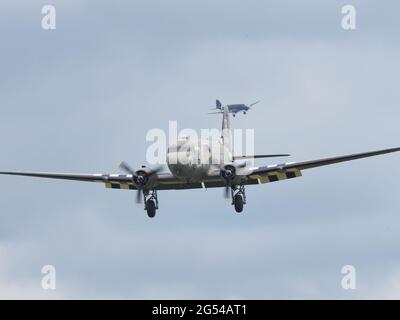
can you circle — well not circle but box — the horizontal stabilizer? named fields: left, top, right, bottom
left=249, top=100, right=261, bottom=107
left=233, top=154, right=290, bottom=160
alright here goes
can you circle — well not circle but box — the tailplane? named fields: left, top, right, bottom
left=233, top=154, right=290, bottom=160
left=208, top=99, right=223, bottom=114
left=220, top=105, right=232, bottom=163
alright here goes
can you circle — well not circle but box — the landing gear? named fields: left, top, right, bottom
left=231, top=185, right=246, bottom=213
left=144, top=189, right=158, bottom=218
left=146, top=199, right=156, bottom=218
left=233, top=194, right=243, bottom=212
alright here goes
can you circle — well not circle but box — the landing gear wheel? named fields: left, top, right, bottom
left=233, top=194, right=243, bottom=213
left=143, top=189, right=158, bottom=218
left=146, top=199, right=156, bottom=218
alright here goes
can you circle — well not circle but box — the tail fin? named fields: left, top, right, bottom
left=216, top=99, right=222, bottom=109
left=221, top=105, right=232, bottom=163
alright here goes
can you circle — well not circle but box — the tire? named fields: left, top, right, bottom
left=234, top=194, right=243, bottom=213
left=146, top=199, right=156, bottom=218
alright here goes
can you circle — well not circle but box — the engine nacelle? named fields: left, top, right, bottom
left=221, top=164, right=236, bottom=180
left=133, top=166, right=157, bottom=190
left=220, top=163, right=244, bottom=185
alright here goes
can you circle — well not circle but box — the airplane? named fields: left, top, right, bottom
left=209, top=99, right=261, bottom=117
left=0, top=106, right=399, bottom=218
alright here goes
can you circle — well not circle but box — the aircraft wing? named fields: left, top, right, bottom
left=247, top=147, right=400, bottom=184
left=0, top=170, right=227, bottom=191
left=0, top=171, right=135, bottom=186
left=1, top=147, right=399, bottom=191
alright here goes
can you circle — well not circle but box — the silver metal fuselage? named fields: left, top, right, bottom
left=166, top=138, right=231, bottom=182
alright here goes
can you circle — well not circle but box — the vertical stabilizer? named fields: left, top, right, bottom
left=221, top=105, right=232, bottom=163
left=216, top=99, right=222, bottom=110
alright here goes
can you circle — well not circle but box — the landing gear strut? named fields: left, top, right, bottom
left=143, top=189, right=158, bottom=218
left=231, top=185, right=246, bottom=213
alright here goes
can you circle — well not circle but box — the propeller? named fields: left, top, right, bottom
left=224, top=184, right=230, bottom=199
left=222, top=166, right=235, bottom=199
left=118, top=161, right=135, bottom=175
left=118, top=161, right=162, bottom=204
left=135, top=187, right=142, bottom=204
left=220, top=162, right=247, bottom=199
left=220, top=164, right=237, bottom=199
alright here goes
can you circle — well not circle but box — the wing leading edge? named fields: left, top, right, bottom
left=0, top=171, right=134, bottom=186
left=250, top=147, right=400, bottom=177
left=0, top=171, right=227, bottom=190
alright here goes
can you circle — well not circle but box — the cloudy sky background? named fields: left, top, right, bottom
left=0, top=0, right=399, bottom=299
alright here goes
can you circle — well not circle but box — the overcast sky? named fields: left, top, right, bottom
left=0, top=0, right=400, bottom=299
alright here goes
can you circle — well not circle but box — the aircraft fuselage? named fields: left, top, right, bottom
left=166, top=138, right=231, bottom=182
